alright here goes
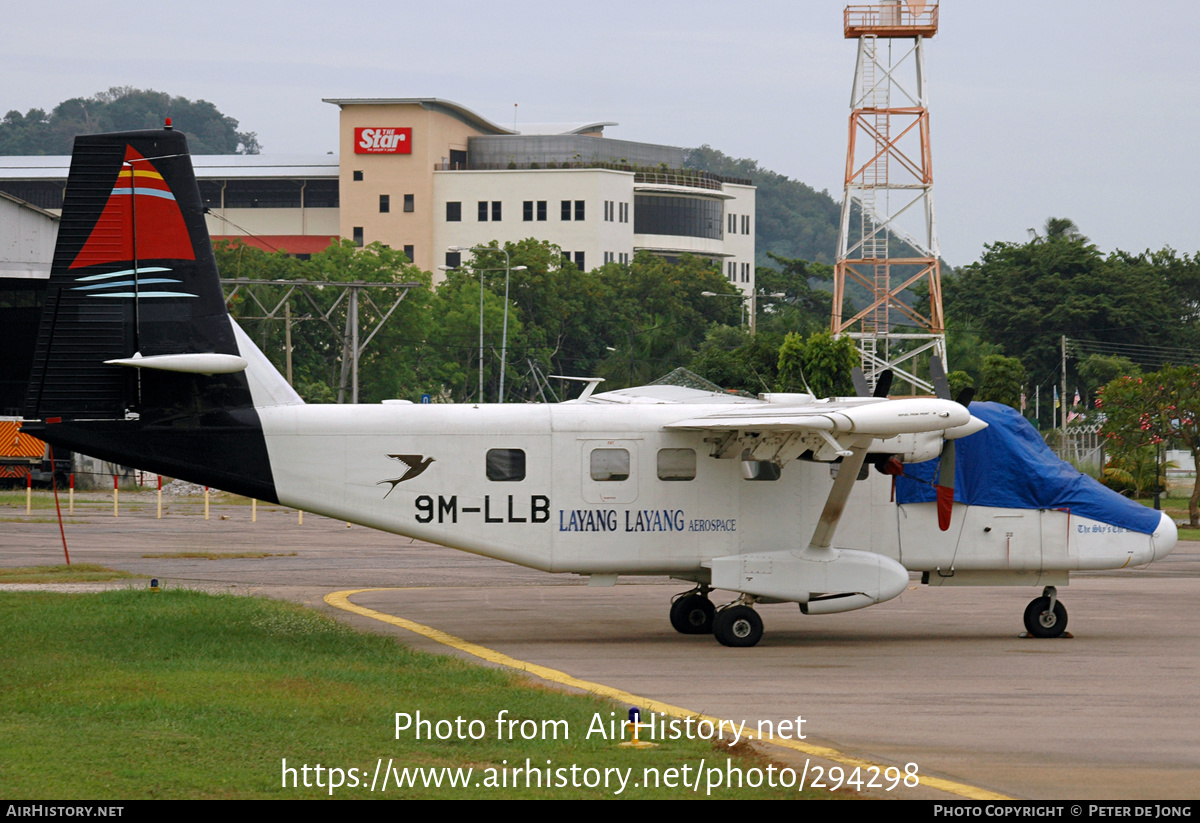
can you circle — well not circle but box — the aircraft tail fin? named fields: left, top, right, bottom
left=22, top=126, right=299, bottom=500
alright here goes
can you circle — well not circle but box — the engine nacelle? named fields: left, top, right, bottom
left=710, top=547, right=910, bottom=614
left=870, top=431, right=943, bottom=464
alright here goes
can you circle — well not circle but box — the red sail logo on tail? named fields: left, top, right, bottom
left=70, top=145, right=196, bottom=269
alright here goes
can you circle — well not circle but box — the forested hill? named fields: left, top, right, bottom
left=0, top=87, right=260, bottom=155
left=685, top=145, right=842, bottom=266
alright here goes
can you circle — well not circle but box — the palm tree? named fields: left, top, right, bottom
left=1028, top=217, right=1088, bottom=243
left=1103, top=446, right=1176, bottom=498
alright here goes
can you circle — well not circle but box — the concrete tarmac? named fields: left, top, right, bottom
left=3, top=494, right=1199, bottom=800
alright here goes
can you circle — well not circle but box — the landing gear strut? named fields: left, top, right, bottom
left=713, top=600, right=764, bottom=648
left=1023, top=586, right=1068, bottom=638
left=669, top=587, right=715, bottom=635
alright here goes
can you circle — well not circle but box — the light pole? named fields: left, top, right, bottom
left=448, top=246, right=526, bottom=402
left=750, top=291, right=786, bottom=336
left=702, top=290, right=748, bottom=330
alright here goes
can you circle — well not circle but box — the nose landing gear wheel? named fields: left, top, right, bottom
left=1023, top=596, right=1068, bottom=638
left=670, top=594, right=715, bottom=634
left=713, top=605, right=763, bottom=647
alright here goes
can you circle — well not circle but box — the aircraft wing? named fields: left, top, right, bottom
left=663, top=397, right=976, bottom=438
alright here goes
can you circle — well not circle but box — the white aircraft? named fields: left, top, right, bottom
left=22, top=127, right=1178, bottom=646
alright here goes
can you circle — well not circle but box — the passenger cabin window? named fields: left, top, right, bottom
left=486, top=449, right=526, bottom=482
left=741, top=457, right=782, bottom=481
left=590, top=449, right=630, bottom=482
left=657, top=448, right=696, bottom=481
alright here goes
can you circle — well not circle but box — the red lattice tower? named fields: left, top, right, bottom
left=832, top=2, right=944, bottom=393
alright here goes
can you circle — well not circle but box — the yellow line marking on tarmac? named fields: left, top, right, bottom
left=325, top=588, right=1010, bottom=801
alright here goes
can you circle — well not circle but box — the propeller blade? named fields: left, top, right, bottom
left=851, top=367, right=870, bottom=398
left=929, top=361, right=964, bottom=531
left=873, top=369, right=894, bottom=398
left=850, top=366, right=892, bottom=398
left=929, top=357, right=951, bottom=401
left=935, top=439, right=956, bottom=531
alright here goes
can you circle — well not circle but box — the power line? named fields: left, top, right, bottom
left=1068, top=338, right=1200, bottom=368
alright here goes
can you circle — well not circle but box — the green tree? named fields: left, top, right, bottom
left=461, top=239, right=610, bottom=392
left=776, top=331, right=858, bottom=397
left=1099, top=365, right=1200, bottom=525
left=1077, top=354, right=1139, bottom=401
left=1101, top=446, right=1173, bottom=499
left=946, top=370, right=975, bottom=400
left=1029, top=216, right=1087, bottom=243
left=218, top=239, right=431, bottom=403
left=418, top=268, right=520, bottom=403
left=1, top=87, right=259, bottom=154
left=944, top=222, right=1200, bottom=414
left=435, top=244, right=737, bottom=398
left=688, top=326, right=782, bottom=395
left=977, top=354, right=1027, bottom=408
left=307, top=241, right=431, bottom=403
left=0, top=109, right=53, bottom=155
left=591, top=253, right=737, bottom=390
left=945, top=328, right=1002, bottom=386
left=752, top=253, right=837, bottom=337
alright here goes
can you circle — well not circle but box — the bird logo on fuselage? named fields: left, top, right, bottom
left=378, top=454, right=435, bottom=497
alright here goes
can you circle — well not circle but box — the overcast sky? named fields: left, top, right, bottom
left=5, top=0, right=1195, bottom=267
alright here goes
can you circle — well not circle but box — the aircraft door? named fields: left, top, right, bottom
left=581, top=439, right=639, bottom=505
left=990, top=511, right=1042, bottom=570
left=1039, top=509, right=1070, bottom=570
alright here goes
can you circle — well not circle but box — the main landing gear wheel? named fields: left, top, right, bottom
left=713, top=605, right=764, bottom=648
left=1023, top=595, right=1068, bottom=638
left=670, top=593, right=715, bottom=635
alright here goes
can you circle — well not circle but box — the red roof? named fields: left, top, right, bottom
left=212, top=235, right=339, bottom=255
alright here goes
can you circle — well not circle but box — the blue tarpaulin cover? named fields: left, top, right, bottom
left=894, top=402, right=1161, bottom=535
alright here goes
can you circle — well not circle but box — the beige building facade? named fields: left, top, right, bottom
left=325, top=98, right=755, bottom=293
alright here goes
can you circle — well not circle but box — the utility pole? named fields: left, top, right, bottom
left=1062, top=334, right=1068, bottom=446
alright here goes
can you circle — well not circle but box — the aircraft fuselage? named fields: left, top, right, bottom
left=257, top=401, right=1171, bottom=581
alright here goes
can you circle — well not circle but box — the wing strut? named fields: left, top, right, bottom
left=807, top=441, right=870, bottom=551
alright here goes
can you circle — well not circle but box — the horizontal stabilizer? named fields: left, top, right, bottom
left=103, top=352, right=248, bottom=375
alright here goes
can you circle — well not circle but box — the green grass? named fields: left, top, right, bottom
left=0, top=491, right=68, bottom=510
left=0, top=564, right=141, bottom=583
left=140, top=552, right=297, bottom=560
left=0, top=590, right=823, bottom=799
left=0, top=517, right=86, bottom=524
